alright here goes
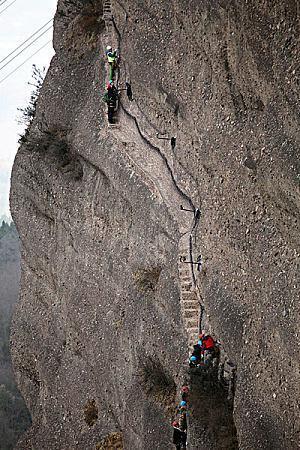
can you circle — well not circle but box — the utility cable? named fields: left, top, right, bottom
left=0, top=18, right=53, bottom=65
left=0, top=25, right=52, bottom=72
left=0, top=0, right=10, bottom=7
left=0, top=40, right=51, bottom=85
left=0, top=0, right=17, bottom=16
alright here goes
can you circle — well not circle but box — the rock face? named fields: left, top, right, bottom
left=10, top=0, right=300, bottom=449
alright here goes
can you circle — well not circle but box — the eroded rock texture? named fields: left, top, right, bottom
left=10, top=0, right=300, bottom=449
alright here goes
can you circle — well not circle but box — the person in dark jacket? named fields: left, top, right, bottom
left=172, top=421, right=187, bottom=450
left=189, top=340, right=202, bottom=366
left=172, top=421, right=182, bottom=450
left=103, top=82, right=118, bottom=124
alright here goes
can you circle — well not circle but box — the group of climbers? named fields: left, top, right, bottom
left=170, top=334, right=219, bottom=446
left=189, top=332, right=219, bottom=368
left=102, top=45, right=133, bottom=124
left=172, top=386, right=189, bottom=449
left=103, top=46, right=119, bottom=124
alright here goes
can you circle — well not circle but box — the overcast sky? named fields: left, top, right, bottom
left=0, top=0, right=57, bottom=217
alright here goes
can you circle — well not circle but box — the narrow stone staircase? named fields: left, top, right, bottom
left=178, top=235, right=201, bottom=350
left=101, top=7, right=237, bottom=408
left=103, top=0, right=113, bottom=37
left=101, top=0, right=203, bottom=353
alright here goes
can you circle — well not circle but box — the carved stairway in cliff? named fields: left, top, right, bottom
left=102, top=2, right=204, bottom=354
left=103, top=0, right=113, bottom=38
left=178, top=234, right=201, bottom=351
left=103, top=0, right=235, bottom=404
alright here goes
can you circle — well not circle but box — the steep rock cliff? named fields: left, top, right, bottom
left=10, top=0, right=300, bottom=449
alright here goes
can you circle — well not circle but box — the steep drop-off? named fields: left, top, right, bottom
left=11, top=0, right=300, bottom=449
left=0, top=223, right=31, bottom=448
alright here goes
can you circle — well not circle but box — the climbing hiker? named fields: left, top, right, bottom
left=201, top=334, right=215, bottom=351
left=176, top=400, right=187, bottom=413
left=178, top=412, right=187, bottom=449
left=105, top=45, right=118, bottom=81
left=181, top=386, right=189, bottom=402
left=189, top=355, right=198, bottom=367
left=200, top=333, right=217, bottom=365
left=189, top=340, right=203, bottom=367
left=172, top=421, right=186, bottom=450
left=105, top=45, right=112, bottom=56
left=103, top=82, right=118, bottom=124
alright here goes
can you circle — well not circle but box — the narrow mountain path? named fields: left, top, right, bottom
left=100, top=4, right=236, bottom=446
left=101, top=4, right=203, bottom=353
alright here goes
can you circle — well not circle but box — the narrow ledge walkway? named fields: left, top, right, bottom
left=101, top=0, right=203, bottom=359
left=99, top=2, right=237, bottom=446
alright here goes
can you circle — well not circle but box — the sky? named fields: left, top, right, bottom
left=0, top=0, right=57, bottom=217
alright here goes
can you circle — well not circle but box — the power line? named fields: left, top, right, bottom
left=0, top=40, right=51, bottom=85
left=0, top=25, right=52, bottom=72
left=0, top=18, right=53, bottom=65
left=0, top=0, right=17, bottom=16
left=0, top=0, right=10, bottom=7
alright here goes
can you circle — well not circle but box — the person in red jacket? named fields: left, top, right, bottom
left=202, top=334, right=215, bottom=350
left=199, top=333, right=215, bottom=365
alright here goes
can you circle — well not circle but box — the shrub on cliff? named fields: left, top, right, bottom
left=18, top=65, right=45, bottom=145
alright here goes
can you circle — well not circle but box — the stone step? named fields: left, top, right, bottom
left=186, top=327, right=199, bottom=337
left=185, top=318, right=199, bottom=328
left=180, top=292, right=197, bottom=301
left=180, top=302, right=200, bottom=317
left=178, top=270, right=190, bottom=277
left=179, top=274, right=191, bottom=281
left=181, top=286, right=193, bottom=294
left=181, top=289, right=192, bottom=296
left=182, top=309, right=199, bottom=319
left=180, top=274, right=191, bottom=281
left=181, top=300, right=199, bottom=310
left=181, top=281, right=192, bottom=288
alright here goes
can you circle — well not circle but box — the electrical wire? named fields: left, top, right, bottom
left=0, top=25, right=52, bottom=72
left=0, top=18, right=53, bottom=65
left=0, top=0, right=17, bottom=16
left=0, top=0, right=10, bottom=7
left=0, top=40, right=51, bottom=85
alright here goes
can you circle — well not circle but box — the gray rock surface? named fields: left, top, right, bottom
left=10, top=0, right=300, bottom=449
